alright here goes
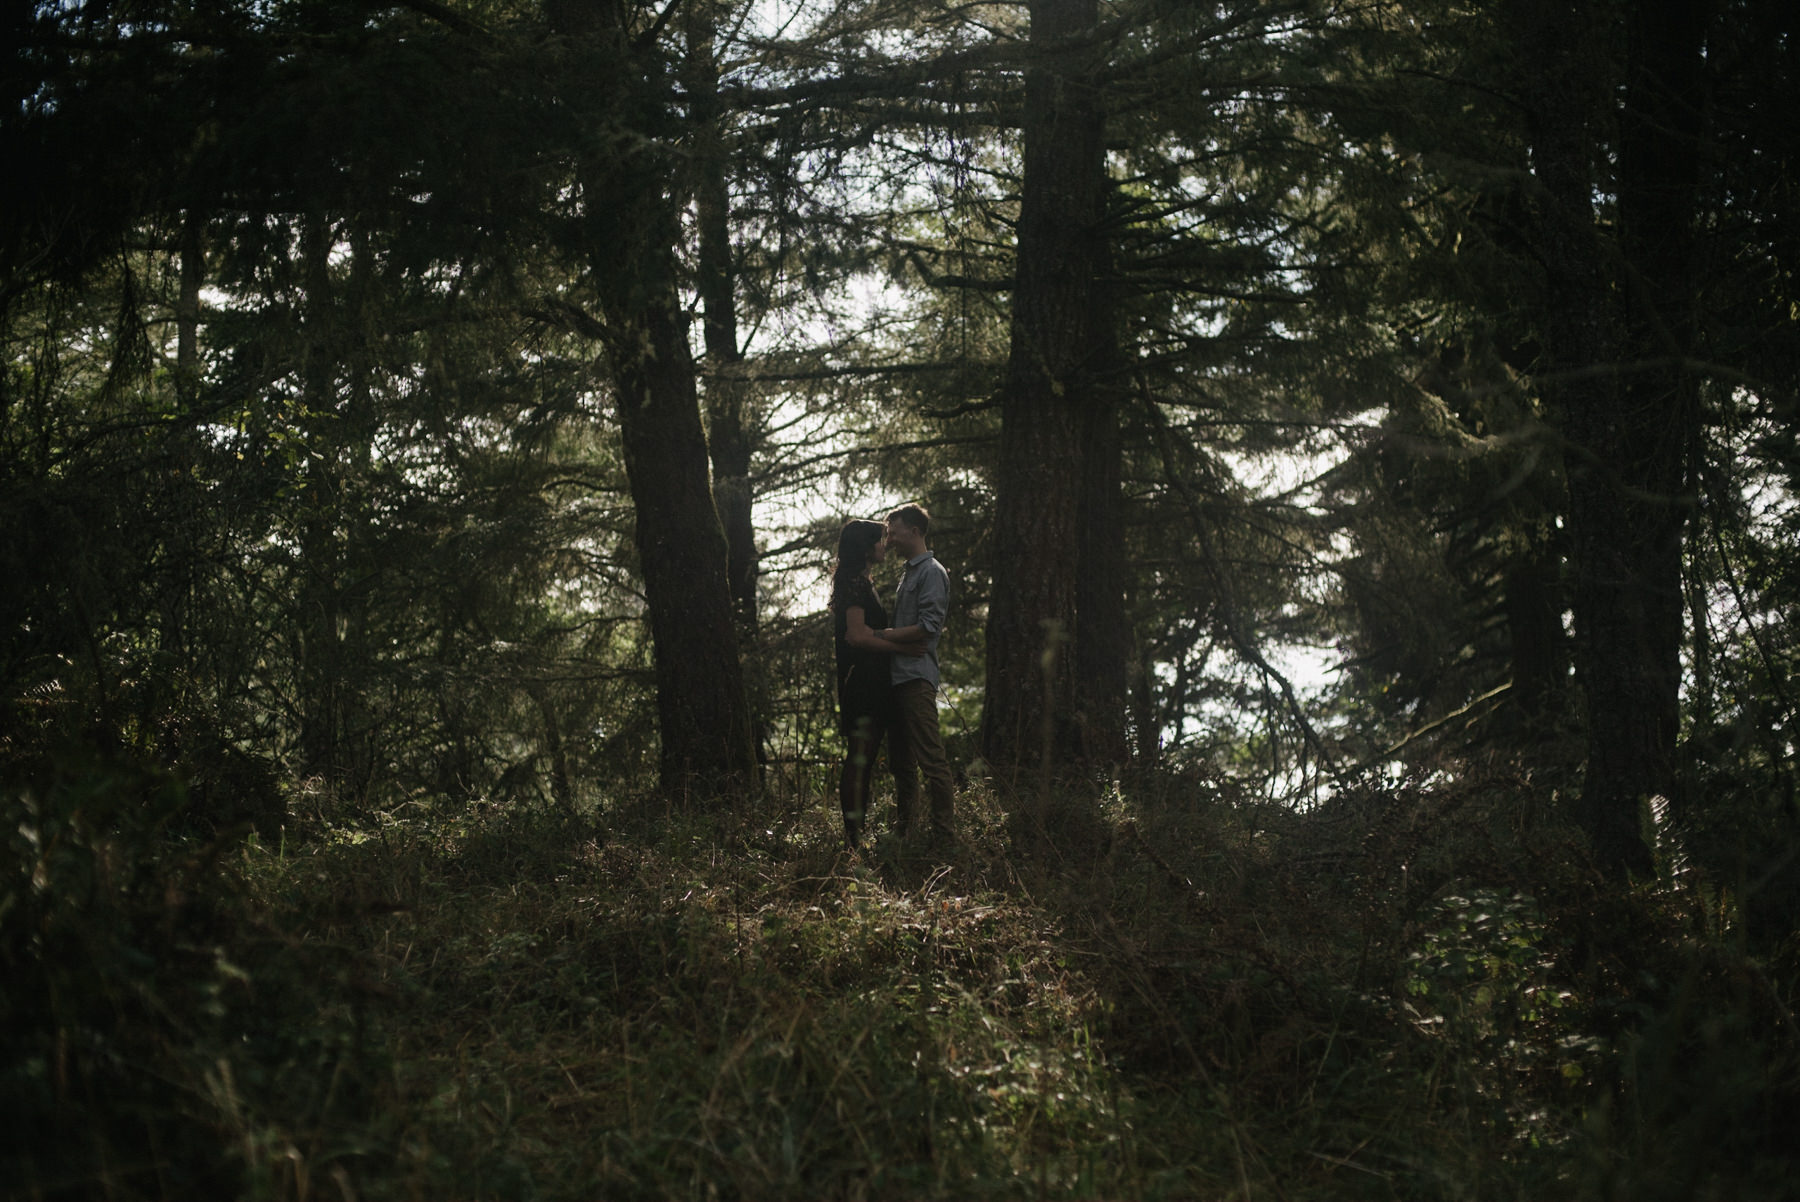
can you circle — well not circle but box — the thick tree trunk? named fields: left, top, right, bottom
left=1513, top=0, right=1704, bottom=876
left=1501, top=542, right=1567, bottom=731
left=611, top=300, right=754, bottom=799
left=1570, top=0, right=1705, bottom=874
left=1075, top=385, right=1130, bottom=763
left=588, top=232, right=753, bottom=797
left=983, top=0, right=1122, bottom=771
left=561, top=4, right=754, bottom=800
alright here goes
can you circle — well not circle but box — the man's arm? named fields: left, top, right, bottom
left=846, top=607, right=929, bottom=655
left=911, top=561, right=949, bottom=638
left=878, top=625, right=931, bottom=653
left=884, top=563, right=946, bottom=653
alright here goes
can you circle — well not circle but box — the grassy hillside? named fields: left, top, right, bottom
left=6, top=760, right=1796, bottom=1199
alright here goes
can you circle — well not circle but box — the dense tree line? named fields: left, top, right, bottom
left=2, top=0, right=1796, bottom=897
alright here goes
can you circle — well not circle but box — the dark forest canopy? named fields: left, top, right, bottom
left=4, top=0, right=1800, bottom=1191
left=5, top=0, right=1796, bottom=847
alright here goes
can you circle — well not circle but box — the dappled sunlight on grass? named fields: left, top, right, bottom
left=8, top=763, right=1796, bottom=1199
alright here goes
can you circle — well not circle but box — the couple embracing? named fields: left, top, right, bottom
left=829, top=504, right=956, bottom=851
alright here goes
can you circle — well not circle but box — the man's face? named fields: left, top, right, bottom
left=885, top=518, right=911, bottom=554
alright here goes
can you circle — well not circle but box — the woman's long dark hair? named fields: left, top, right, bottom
left=830, top=519, right=885, bottom=611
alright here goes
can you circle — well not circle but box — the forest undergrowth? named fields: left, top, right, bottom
left=6, top=753, right=1798, bottom=1201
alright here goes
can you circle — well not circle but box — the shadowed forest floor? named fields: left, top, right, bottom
left=8, top=765, right=1798, bottom=1200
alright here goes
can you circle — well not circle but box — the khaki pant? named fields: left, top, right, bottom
left=890, top=679, right=955, bottom=841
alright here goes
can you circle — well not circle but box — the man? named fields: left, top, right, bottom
left=874, top=503, right=956, bottom=846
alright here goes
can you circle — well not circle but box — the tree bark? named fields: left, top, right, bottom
left=591, top=224, right=754, bottom=799
left=1501, top=540, right=1568, bottom=732
left=296, top=216, right=378, bottom=802
left=561, top=0, right=756, bottom=799
left=296, top=212, right=348, bottom=794
left=1075, top=378, right=1130, bottom=763
left=685, top=5, right=759, bottom=637
left=1572, top=0, right=1705, bottom=874
left=684, top=6, right=768, bottom=765
left=982, top=0, right=1123, bottom=771
left=530, top=683, right=575, bottom=813
left=1513, top=0, right=1705, bottom=876
left=176, top=208, right=203, bottom=394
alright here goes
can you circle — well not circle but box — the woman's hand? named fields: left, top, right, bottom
left=880, top=626, right=931, bottom=655
left=844, top=606, right=886, bottom=651
left=845, top=608, right=927, bottom=655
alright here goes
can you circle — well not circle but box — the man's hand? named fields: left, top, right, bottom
left=883, top=628, right=931, bottom=656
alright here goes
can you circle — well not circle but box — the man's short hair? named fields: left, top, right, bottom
left=886, top=503, right=931, bottom=538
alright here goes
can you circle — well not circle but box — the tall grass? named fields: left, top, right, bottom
left=6, top=757, right=1796, bottom=1199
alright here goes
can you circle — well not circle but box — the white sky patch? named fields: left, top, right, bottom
left=719, top=265, right=925, bottom=618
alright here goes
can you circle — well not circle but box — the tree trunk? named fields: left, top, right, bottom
left=296, top=215, right=376, bottom=802
left=1501, top=537, right=1567, bottom=733
left=296, top=212, right=347, bottom=793
left=1571, top=0, right=1705, bottom=874
left=561, top=1, right=755, bottom=799
left=176, top=208, right=203, bottom=394
left=1129, top=626, right=1161, bottom=765
left=592, top=241, right=754, bottom=798
left=530, top=683, right=576, bottom=813
left=983, top=0, right=1120, bottom=771
left=684, top=6, right=769, bottom=765
left=1513, top=0, right=1705, bottom=876
left=1075, top=383, right=1130, bottom=763
left=685, top=6, right=759, bottom=639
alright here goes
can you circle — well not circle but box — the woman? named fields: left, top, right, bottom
left=831, top=519, right=895, bottom=848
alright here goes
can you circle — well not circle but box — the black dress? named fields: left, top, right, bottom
left=832, top=576, right=892, bottom=735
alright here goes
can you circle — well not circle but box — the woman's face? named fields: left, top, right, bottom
left=867, top=532, right=888, bottom=565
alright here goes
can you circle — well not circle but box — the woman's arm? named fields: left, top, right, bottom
left=845, top=607, right=927, bottom=654
left=879, top=624, right=931, bottom=652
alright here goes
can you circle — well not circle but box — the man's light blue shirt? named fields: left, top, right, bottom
left=891, top=550, right=948, bottom=688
